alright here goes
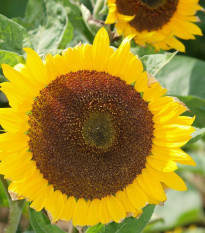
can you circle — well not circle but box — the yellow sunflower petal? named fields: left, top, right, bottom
left=107, top=35, right=143, bottom=84
left=126, top=183, right=148, bottom=210
left=73, top=199, right=89, bottom=226
left=105, top=4, right=118, bottom=24
left=115, top=190, right=136, bottom=213
left=87, top=199, right=101, bottom=226
left=24, top=48, right=48, bottom=84
left=98, top=197, right=112, bottom=224
left=92, top=28, right=114, bottom=71
left=151, top=144, right=196, bottom=166
left=134, top=71, right=148, bottom=92
left=106, top=196, right=126, bottom=223
left=1, top=64, right=36, bottom=96
left=147, top=164, right=187, bottom=191
left=147, top=156, right=178, bottom=172
left=141, top=170, right=167, bottom=202
left=0, top=108, right=28, bottom=133
left=143, top=82, right=167, bottom=101
left=61, top=196, right=76, bottom=221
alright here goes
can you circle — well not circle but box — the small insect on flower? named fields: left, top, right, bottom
left=106, top=0, right=203, bottom=52
left=0, top=28, right=196, bottom=226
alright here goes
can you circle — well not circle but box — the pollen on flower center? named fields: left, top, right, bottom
left=116, top=0, right=179, bottom=31
left=28, top=70, right=154, bottom=200
left=82, top=111, right=116, bottom=149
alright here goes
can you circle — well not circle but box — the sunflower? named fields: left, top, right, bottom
left=105, top=0, right=203, bottom=52
left=0, top=28, right=195, bottom=226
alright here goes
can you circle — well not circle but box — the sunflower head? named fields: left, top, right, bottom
left=106, top=0, right=203, bottom=51
left=0, top=28, right=196, bottom=226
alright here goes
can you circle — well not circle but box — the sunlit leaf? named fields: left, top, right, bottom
left=0, top=14, right=32, bottom=54
left=130, top=42, right=161, bottom=57
left=157, top=56, right=205, bottom=99
left=23, top=0, right=46, bottom=30
left=0, top=50, right=25, bottom=66
left=184, top=127, right=205, bottom=147
left=176, top=95, right=205, bottom=128
left=141, top=51, right=177, bottom=76
left=179, top=148, right=205, bottom=177
left=86, top=224, right=105, bottom=233
left=58, top=19, right=73, bottom=49
left=28, top=0, right=68, bottom=55
left=144, top=186, right=204, bottom=232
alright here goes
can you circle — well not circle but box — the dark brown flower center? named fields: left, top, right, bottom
left=116, top=0, right=179, bottom=32
left=139, top=0, right=167, bottom=8
left=28, top=70, right=154, bottom=200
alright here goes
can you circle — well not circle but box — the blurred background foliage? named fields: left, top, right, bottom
left=0, top=0, right=205, bottom=233
left=0, top=0, right=205, bottom=59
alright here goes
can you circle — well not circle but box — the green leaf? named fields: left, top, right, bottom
left=98, top=3, right=108, bottom=16
left=80, top=4, right=105, bottom=36
left=93, top=0, right=106, bottom=19
left=57, top=0, right=94, bottom=46
left=184, top=127, right=205, bottom=147
left=86, top=224, right=105, bottom=233
left=58, top=19, right=73, bottom=49
left=105, top=205, right=155, bottom=233
left=80, top=0, right=94, bottom=11
left=176, top=95, right=205, bottom=128
left=4, top=200, right=25, bottom=233
left=145, top=186, right=204, bottom=232
left=29, top=208, right=66, bottom=233
left=23, top=0, right=68, bottom=55
left=12, top=0, right=46, bottom=30
left=87, top=205, right=155, bottom=233
left=140, top=51, right=177, bottom=76
left=179, top=148, right=205, bottom=177
left=0, top=14, right=32, bottom=54
left=24, top=223, right=35, bottom=233
left=130, top=42, right=162, bottom=57
left=0, top=50, right=25, bottom=66
left=156, top=56, right=205, bottom=99
left=23, top=0, right=46, bottom=30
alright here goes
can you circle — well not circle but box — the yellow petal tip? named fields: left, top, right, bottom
left=96, top=27, right=109, bottom=40
left=1, top=63, right=9, bottom=70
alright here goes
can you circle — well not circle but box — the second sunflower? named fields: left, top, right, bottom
left=106, top=0, right=203, bottom=51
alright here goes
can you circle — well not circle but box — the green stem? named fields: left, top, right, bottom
left=4, top=200, right=25, bottom=233
left=90, top=0, right=95, bottom=8
left=93, top=0, right=105, bottom=18
left=72, top=226, right=80, bottom=233
left=0, top=175, right=25, bottom=233
left=68, top=222, right=79, bottom=233
left=0, top=175, right=11, bottom=204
